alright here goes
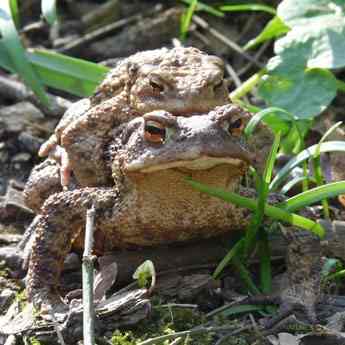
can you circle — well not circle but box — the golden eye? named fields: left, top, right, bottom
left=228, top=118, right=244, bottom=137
left=144, top=120, right=166, bottom=143
left=149, top=79, right=164, bottom=92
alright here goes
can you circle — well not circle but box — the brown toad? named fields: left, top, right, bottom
left=27, top=104, right=254, bottom=308
left=27, top=47, right=229, bottom=210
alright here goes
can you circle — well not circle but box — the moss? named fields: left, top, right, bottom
left=111, top=299, right=216, bottom=344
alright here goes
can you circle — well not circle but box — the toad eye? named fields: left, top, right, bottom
left=228, top=118, right=244, bottom=137
left=144, top=121, right=166, bottom=143
left=149, top=78, right=164, bottom=92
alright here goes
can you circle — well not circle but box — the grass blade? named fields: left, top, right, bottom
left=9, top=0, right=19, bottom=27
left=280, top=176, right=316, bottom=195
left=213, top=240, right=244, bottom=278
left=27, top=49, right=109, bottom=97
left=219, top=4, right=276, bottom=15
left=180, top=0, right=198, bottom=40
left=186, top=178, right=325, bottom=238
left=244, top=16, right=289, bottom=50
left=179, top=0, right=224, bottom=17
left=279, top=181, right=345, bottom=212
left=244, top=107, right=291, bottom=137
left=270, top=141, right=345, bottom=191
left=258, top=229, right=271, bottom=294
left=41, top=0, right=57, bottom=25
left=0, top=1, right=50, bottom=106
left=244, top=132, right=281, bottom=255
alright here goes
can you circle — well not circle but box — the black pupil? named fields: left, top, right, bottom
left=145, top=124, right=165, bottom=136
left=229, top=119, right=242, bottom=130
left=150, top=80, right=164, bottom=91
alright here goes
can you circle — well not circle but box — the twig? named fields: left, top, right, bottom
left=238, top=41, right=271, bottom=77
left=192, top=15, right=264, bottom=69
left=58, top=5, right=162, bottom=55
left=225, top=63, right=249, bottom=103
left=83, top=204, right=96, bottom=345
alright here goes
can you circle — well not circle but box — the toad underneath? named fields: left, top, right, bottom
left=27, top=104, right=254, bottom=308
left=26, top=105, right=322, bottom=328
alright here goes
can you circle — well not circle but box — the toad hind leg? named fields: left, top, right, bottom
left=26, top=187, right=118, bottom=309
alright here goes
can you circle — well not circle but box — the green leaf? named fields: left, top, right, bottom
left=258, top=66, right=337, bottom=119
left=186, top=178, right=325, bottom=238
left=279, top=181, right=345, bottom=212
left=0, top=40, right=15, bottom=72
left=277, top=0, right=345, bottom=28
left=41, top=0, right=57, bottom=25
left=0, top=1, right=50, bottom=106
left=180, top=0, right=224, bottom=17
left=133, top=260, right=156, bottom=289
left=219, top=4, right=276, bottom=15
left=276, top=0, right=345, bottom=69
left=245, top=16, right=289, bottom=50
left=27, top=49, right=109, bottom=97
left=270, top=141, right=345, bottom=190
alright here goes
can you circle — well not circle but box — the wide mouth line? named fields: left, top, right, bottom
left=125, top=156, right=247, bottom=173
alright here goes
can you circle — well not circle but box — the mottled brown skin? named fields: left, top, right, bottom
left=27, top=104, right=254, bottom=308
left=29, top=47, right=230, bottom=208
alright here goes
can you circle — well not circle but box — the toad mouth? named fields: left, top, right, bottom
left=126, top=156, right=248, bottom=173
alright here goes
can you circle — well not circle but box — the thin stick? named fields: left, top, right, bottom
left=192, top=15, right=264, bottom=69
left=83, top=204, right=96, bottom=345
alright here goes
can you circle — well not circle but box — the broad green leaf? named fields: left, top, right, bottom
left=0, top=41, right=15, bottom=72
left=275, top=17, right=345, bottom=69
left=275, top=0, right=345, bottom=69
left=280, top=182, right=345, bottom=212
left=277, top=0, right=345, bottom=28
left=180, top=0, right=224, bottom=17
left=0, top=1, right=49, bottom=106
left=270, top=141, right=345, bottom=190
left=259, top=66, right=337, bottom=119
left=186, top=178, right=325, bottom=238
left=245, top=16, right=289, bottom=50
left=41, top=0, right=57, bottom=25
left=27, top=49, right=109, bottom=97
left=219, top=4, right=276, bottom=15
